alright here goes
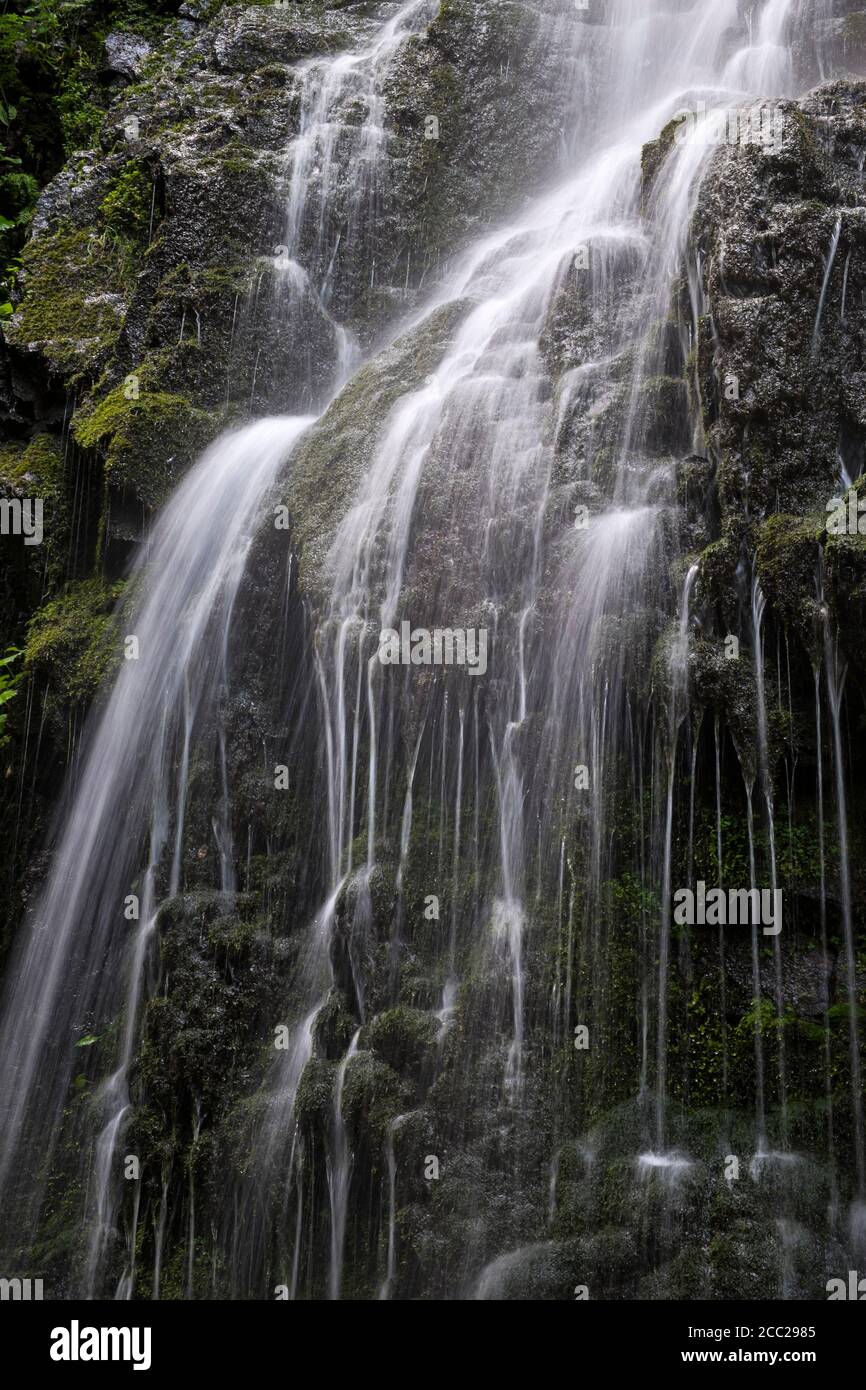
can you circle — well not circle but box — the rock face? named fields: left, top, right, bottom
left=102, top=32, right=154, bottom=82
left=690, top=84, right=866, bottom=674
left=1, top=1, right=866, bottom=1303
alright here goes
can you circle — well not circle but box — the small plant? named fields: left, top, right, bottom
left=99, top=162, right=152, bottom=243
left=0, top=646, right=23, bottom=746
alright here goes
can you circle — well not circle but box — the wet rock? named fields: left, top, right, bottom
left=102, top=33, right=153, bottom=83
left=209, top=4, right=361, bottom=73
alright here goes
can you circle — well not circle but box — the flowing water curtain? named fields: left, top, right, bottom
left=0, top=416, right=313, bottom=1292
left=0, top=0, right=439, bottom=1298
left=243, top=0, right=833, bottom=1296
left=267, top=0, right=439, bottom=412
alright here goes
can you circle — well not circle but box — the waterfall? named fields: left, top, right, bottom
left=724, top=0, right=797, bottom=92
left=327, top=1028, right=361, bottom=1300
left=751, top=578, right=788, bottom=1145
left=811, top=215, right=843, bottom=360
left=270, top=0, right=438, bottom=408
left=820, top=586, right=865, bottom=1201
left=1, top=0, right=862, bottom=1300
left=654, top=562, right=699, bottom=1153
left=378, top=1111, right=409, bottom=1300
left=0, top=415, right=313, bottom=1282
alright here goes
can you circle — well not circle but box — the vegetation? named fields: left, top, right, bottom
left=24, top=576, right=125, bottom=708
left=0, top=645, right=22, bottom=746
left=0, top=1, right=179, bottom=300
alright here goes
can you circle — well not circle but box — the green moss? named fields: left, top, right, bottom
left=0, top=435, right=71, bottom=603
left=99, top=161, right=153, bottom=243
left=24, top=577, right=125, bottom=708
left=364, top=1007, right=439, bottom=1079
left=5, top=227, right=133, bottom=376
left=137, top=895, right=275, bottom=1116
left=755, top=512, right=824, bottom=650
left=0, top=647, right=24, bottom=749
left=0, top=434, right=62, bottom=492
left=72, top=383, right=217, bottom=508
left=824, top=506, right=866, bottom=675
left=57, top=62, right=104, bottom=157
left=341, top=1049, right=406, bottom=1148
left=295, top=1057, right=337, bottom=1137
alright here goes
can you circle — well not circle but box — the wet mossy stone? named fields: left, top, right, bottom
left=0, top=434, right=62, bottom=493
left=313, top=990, right=357, bottom=1062
left=641, top=114, right=688, bottom=212
left=340, top=1048, right=407, bottom=1148
left=636, top=374, right=692, bottom=453
left=825, top=522, right=866, bottom=675
left=690, top=635, right=758, bottom=775
left=384, top=0, right=586, bottom=275
left=285, top=298, right=467, bottom=599
left=0, top=436, right=70, bottom=618
left=209, top=4, right=361, bottom=74
left=98, top=161, right=155, bottom=244
left=24, top=577, right=125, bottom=711
left=691, top=86, right=866, bottom=518
left=72, top=383, right=218, bottom=510
left=4, top=228, right=136, bottom=380
left=474, top=1240, right=581, bottom=1300
left=133, top=893, right=280, bottom=1179
left=755, top=513, right=824, bottom=651
left=295, top=1056, right=337, bottom=1140
left=364, top=1006, right=440, bottom=1081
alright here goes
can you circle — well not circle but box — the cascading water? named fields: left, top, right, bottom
left=269, top=0, right=438, bottom=408
left=0, top=415, right=313, bottom=1289
left=1, top=0, right=863, bottom=1301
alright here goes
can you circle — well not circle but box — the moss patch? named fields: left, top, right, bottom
left=755, top=512, right=824, bottom=649
left=99, top=161, right=154, bottom=244
left=0, top=434, right=63, bottom=494
left=5, top=227, right=134, bottom=377
left=24, top=577, right=126, bottom=708
left=72, top=383, right=217, bottom=509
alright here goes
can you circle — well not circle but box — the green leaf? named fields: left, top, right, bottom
left=75, top=1034, right=100, bottom=1048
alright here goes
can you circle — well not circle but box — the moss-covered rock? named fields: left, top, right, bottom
left=72, top=382, right=217, bottom=508
left=98, top=160, right=155, bottom=243
left=24, top=576, right=125, bottom=711
left=285, top=299, right=467, bottom=596
left=755, top=513, right=824, bottom=653
left=641, top=115, right=687, bottom=212
left=364, top=1006, right=440, bottom=1081
left=4, top=227, right=135, bottom=379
